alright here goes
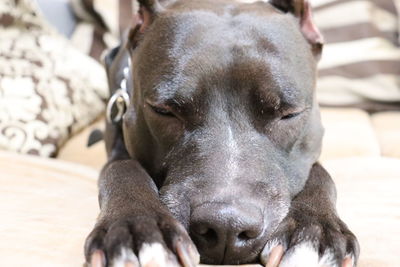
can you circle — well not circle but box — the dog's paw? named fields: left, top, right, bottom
left=260, top=215, right=359, bottom=267
left=84, top=214, right=199, bottom=267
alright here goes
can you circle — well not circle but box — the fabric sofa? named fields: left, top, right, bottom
left=1, top=0, right=399, bottom=266
left=1, top=107, right=399, bottom=266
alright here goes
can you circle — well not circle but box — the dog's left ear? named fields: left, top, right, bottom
left=127, top=0, right=166, bottom=51
left=137, top=0, right=164, bottom=33
left=270, top=0, right=323, bottom=59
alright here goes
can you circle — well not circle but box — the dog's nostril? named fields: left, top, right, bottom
left=238, top=230, right=259, bottom=240
left=192, top=223, right=218, bottom=244
left=202, top=228, right=218, bottom=243
left=195, top=224, right=208, bottom=235
left=193, top=226, right=218, bottom=246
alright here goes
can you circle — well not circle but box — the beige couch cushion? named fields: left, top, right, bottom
left=0, top=151, right=98, bottom=267
left=0, top=0, right=108, bottom=157
left=371, top=111, right=400, bottom=158
left=1, top=151, right=399, bottom=266
left=57, top=118, right=107, bottom=170
left=323, top=157, right=400, bottom=267
left=319, top=108, right=381, bottom=161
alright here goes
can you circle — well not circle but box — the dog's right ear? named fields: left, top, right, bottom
left=127, top=0, right=165, bottom=50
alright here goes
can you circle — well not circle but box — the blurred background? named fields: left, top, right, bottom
left=0, top=0, right=399, bottom=266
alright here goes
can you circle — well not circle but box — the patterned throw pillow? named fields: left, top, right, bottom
left=313, top=0, right=400, bottom=111
left=0, top=0, right=108, bottom=157
left=69, top=0, right=138, bottom=61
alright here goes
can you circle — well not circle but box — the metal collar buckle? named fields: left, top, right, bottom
left=106, top=65, right=131, bottom=124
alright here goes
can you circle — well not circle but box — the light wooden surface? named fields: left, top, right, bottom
left=1, top=151, right=400, bottom=266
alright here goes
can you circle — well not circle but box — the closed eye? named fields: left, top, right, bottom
left=281, top=111, right=302, bottom=120
left=148, top=103, right=175, bottom=117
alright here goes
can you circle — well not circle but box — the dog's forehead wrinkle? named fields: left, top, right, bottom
left=151, top=61, right=306, bottom=115
left=141, top=1, right=315, bottom=101
left=157, top=11, right=285, bottom=63
left=144, top=12, right=313, bottom=108
left=171, top=8, right=303, bottom=52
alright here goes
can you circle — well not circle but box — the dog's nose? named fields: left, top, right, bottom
left=190, top=203, right=265, bottom=264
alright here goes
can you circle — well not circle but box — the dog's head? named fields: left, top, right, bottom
left=108, top=0, right=324, bottom=264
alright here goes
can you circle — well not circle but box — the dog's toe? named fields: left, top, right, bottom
left=279, top=242, right=320, bottom=267
left=84, top=214, right=199, bottom=267
left=138, top=242, right=179, bottom=267
left=260, top=216, right=359, bottom=267
left=111, top=247, right=139, bottom=267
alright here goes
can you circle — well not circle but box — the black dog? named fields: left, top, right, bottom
left=85, top=0, right=359, bottom=266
